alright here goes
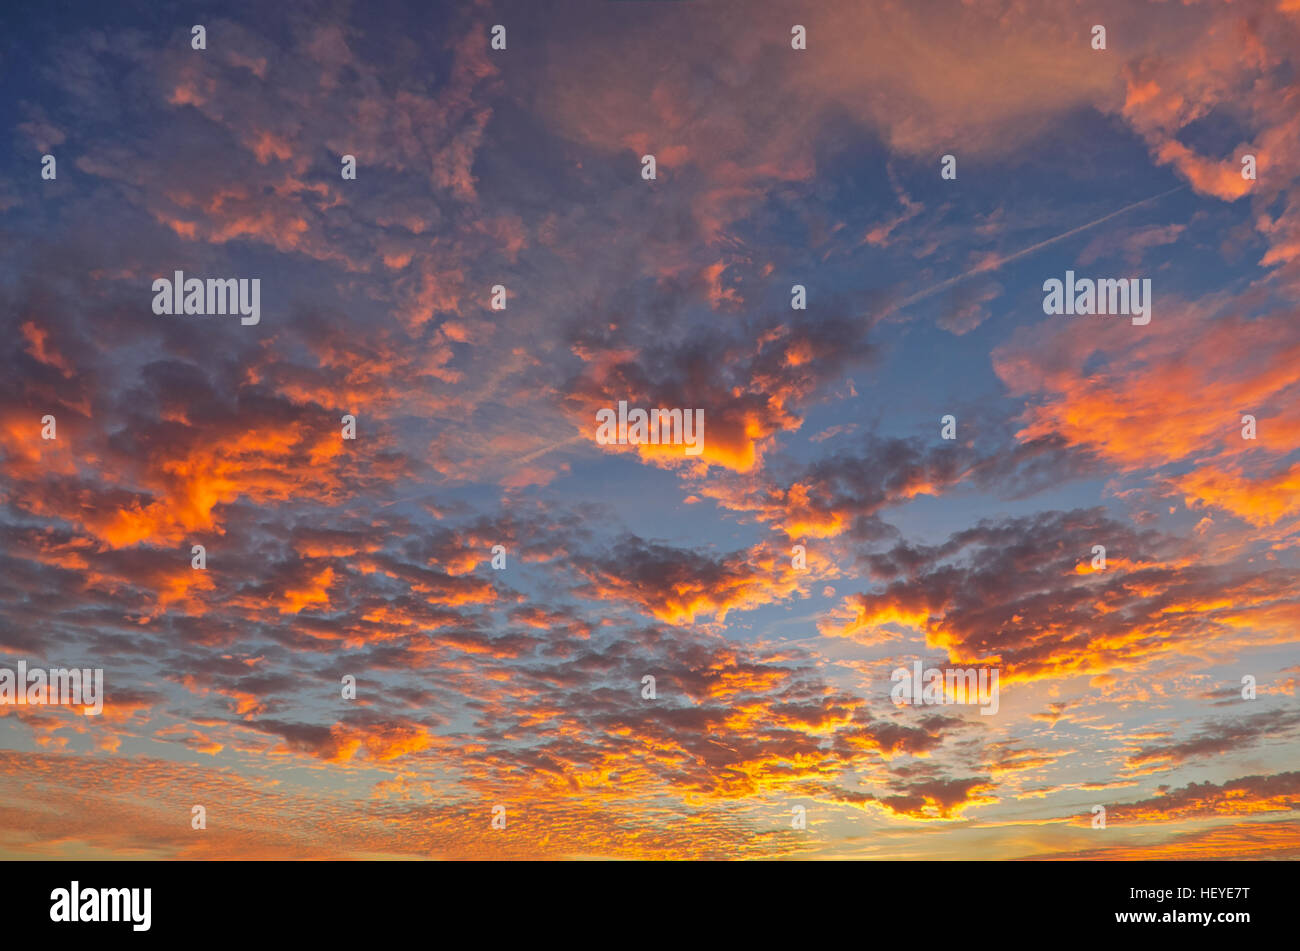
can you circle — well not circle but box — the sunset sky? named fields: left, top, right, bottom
left=1, top=0, right=1298, bottom=859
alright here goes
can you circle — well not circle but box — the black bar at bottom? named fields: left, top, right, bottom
left=10, top=859, right=1283, bottom=939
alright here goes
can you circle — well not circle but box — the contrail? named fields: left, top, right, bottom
left=515, top=433, right=587, bottom=466
left=378, top=435, right=587, bottom=507
left=880, top=184, right=1187, bottom=316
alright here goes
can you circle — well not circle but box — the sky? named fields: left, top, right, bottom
left=1, top=0, right=1298, bottom=860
